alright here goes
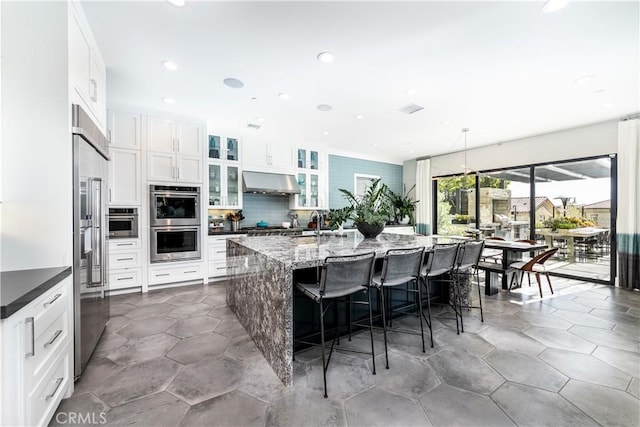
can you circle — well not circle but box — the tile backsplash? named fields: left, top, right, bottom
left=209, top=194, right=310, bottom=229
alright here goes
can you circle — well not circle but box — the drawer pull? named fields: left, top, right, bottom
left=26, top=317, right=35, bottom=357
left=117, top=276, right=134, bottom=281
left=46, top=377, right=64, bottom=401
left=217, top=267, right=226, bottom=270
left=117, top=257, right=134, bottom=261
left=184, top=270, right=197, bottom=274
left=156, top=273, right=170, bottom=277
left=44, top=330, right=63, bottom=348
left=44, top=293, right=62, bottom=308
left=216, top=251, right=226, bottom=254
left=116, top=243, right=134, bottom=247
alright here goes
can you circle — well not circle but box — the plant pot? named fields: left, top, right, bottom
left=399, top=216, right=410, bottom=225
left=231, top=221, right=239, bottom=232
left=356, top=223, right=385, bottom=239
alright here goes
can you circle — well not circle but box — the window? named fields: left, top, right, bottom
left=354, top=174, right=379, bottom=197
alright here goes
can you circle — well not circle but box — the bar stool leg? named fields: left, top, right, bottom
left=416, top=278, right=426, bottom=353
left=319, top=298, right=328, bottom=398
left=423, top=277, right=434, bottom=348
left=367, top=290, right=376, bottom=375
left=379, top=287, right=390, bottom=369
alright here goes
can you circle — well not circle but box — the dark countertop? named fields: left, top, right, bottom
left=1, top=266, right=72, bottom=319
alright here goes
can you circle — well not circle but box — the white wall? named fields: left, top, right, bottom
left=430, top=120, right=618, bottom=177
left=1, top=2, right=71, bottom=270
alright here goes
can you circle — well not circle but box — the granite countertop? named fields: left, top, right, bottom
left=228, top=233, right=464, bottom=270
left=1, top=266, right=72, bottom=319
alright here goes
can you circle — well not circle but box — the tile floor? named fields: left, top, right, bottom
left=51, top=278, right=640, bottom=427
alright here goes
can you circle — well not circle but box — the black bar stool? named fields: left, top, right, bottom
left=420, top=243, right=460, bottom=336
left=453, top=240, right=485, bottom=332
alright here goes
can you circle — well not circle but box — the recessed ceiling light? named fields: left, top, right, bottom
left=223, top=78, right=244, bottom=89
left=161, top=60, right=177, bottom=71
left=256, top=117, right=264, bottom=122
left=542, top=0, right=569, bottom=13
left=602, top=103, right=614, bottom=109
left=317, top=104, right=333, bottom=112
left=409, top=150, right=414, bottom=154
left=167, top=0, right=185, bottom=7
left=162, top=97, right=175, bottom=104
left=574, top=75, right=594, bottom=84
left=442, top=121, right=450, bottom=125
left=355, top=114, right=364, bottom=119
left=372, top=143, right=378, bottom=147
left=406, top=89, right=417, bottom=95
left=278, top=93, right=289, bottom=100
left=316, top=52, right=334, bottom=63
left=250, top=97, right=258, bottom=101
left=595, top=88, right=608, bottom=94
left=322, top=131, right=329, bottom=135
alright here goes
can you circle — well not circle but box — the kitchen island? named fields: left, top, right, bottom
left=226, top=232, right=460, bottom=385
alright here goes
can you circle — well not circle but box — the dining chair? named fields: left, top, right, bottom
left=508, top=247, right=559, bottom=298
left=371, top=246, right=425, bottom=369
left=295, top=251, right=376, bottom=398
left=480, top=236, right=504, bottom=264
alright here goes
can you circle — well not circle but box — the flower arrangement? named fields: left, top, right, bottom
left=225, top=210, right=245, bottom=222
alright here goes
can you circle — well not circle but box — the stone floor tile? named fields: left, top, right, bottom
left=224, top=336, right=263, bottom=362
left=628, top=377, right=640, bottom=399
left=346, top=387, right=432, bottom=427
left=613, top=322, right=640, bottom=339
left=104, top=316, right=130, bottom=334
left=491, top=382, right=598, bottom=427
left=203, top=293, right=227, bottom=307
left=369, top=351, right=440, bottom=398
left=167, top=355, right=245, bottom=405
left=265, top=390, right=347, bottom=427
left=483, top=313, right=532, bottom=332
left=518, top=301, right=557, bottom=314
left=203, top=283, right=227, bottom=295
left=129, top=291, right=174, bottom=307
left=523, top=327, right=596, bottom=354
left=305, top=352, right=375, bottom=400
left=214, top=318, right=249, bottom=339
left=484, top=350, right=568, bottom=392
left=569, top=325, right=640, bottom=353
left=95, top=357, right=182, bottom=407
left=107, top=333, right=179, bottom=366
left=429, top=350, right=505, bottom=395
left=517, top=311, right=573, bottom=330
left=560, top=380, right=640, bottom=427
left=165, top=292, right=208, bottom=306
left=116, top=316, right=176, bottom=339
left=551, top=309, right=616, bottom=329
left=166, top=303, right=212, bottom=320
left=73, top=358, right=122, bottom=396
left=330, top=331, right=387, bottom=361
left=238, top=358, right=290, bottom=403
left=435, top=328, right=495, bottom=357
left=572, top=296, right=630, bottom=311
left=124, top=303, right=174, bottom=320
left=386, top=327, right=443, bottom=359
left=542, top=298, right=593, bottom=313
left=589, top=308, right=640, bottom=325
left=109, top=302, right=137, bottom=317
left=102, top=391, right=189, bottom=426
left=538, top=348, right=631, bottom=390
left=420, top=384, right=515, bottom=427
left=91, top=333, right=128, bottom=359
left=592, top=346, right=640, bottom=377
left=179, top=390, right=266, bottom=427
left=478, top=326, right=546, bottom=356
left=166, top=316, right=221, bottom=338
left=208, top=305, right=237, bottom=320
left=49, top=394, right=109, bottom=427
left=166, top=332, right=231, bottom=365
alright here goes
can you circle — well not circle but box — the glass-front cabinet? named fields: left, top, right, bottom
left=292, top=147, right=325, bottom=209
left=208, top=134, right=241, bottom=209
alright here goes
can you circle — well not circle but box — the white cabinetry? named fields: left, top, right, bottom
left=107, top=239, right=142, bottom=293
left=207, top=134, right=241, bottom=208
left=148, top=262, right=203, bottom=287
left=147, top=117, right=203, bottom=183
left=242, top=139, right=293, bottom=172
left=208, top=234, right=245, bottom=278
left=291, top=147, right=327, bottom=210
left=69, top=2, right=106, bottom=131
left=107, top=110, right=142, bottom=206
left=1, top=277, right=73, bottom=427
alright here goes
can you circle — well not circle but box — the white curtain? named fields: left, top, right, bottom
left=415, top=159, right=432, bottom=235
left=617, top=118, right=640, bottom=289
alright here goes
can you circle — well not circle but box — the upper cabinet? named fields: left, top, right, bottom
left=291, top=147, right=327, bottom=210
left=107, top=109, right=141, bottom=150
left=208, top=135, right=240, bottom=163
left=147, top=116, right=203, bottom=183
left=69, top=2, right=106, bottom=132
left=207, top=134, right=242, bottom=209
left=242, top=139, right=293, bottom=173
left=107, top=109, right=141, bottom=206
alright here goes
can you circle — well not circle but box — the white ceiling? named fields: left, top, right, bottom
left=82, top=1, right=639, bottom=164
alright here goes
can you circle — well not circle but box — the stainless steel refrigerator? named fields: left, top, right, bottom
left=72, top=104, right=110, bottom=379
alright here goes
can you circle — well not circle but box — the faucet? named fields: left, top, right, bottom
left=310, top=210, right=323, bottom=237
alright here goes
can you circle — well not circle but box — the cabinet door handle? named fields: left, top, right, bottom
left=44, top=330, right=63, bottom=348
left=117, top=276, right=134, bottom=281
left=44, top=293, right=62, bottom=308
left=46, top=377, right=65, bottom=401
left=184, top=270, right=197, bottom=274
left=176, top=139, right=180, bottom=152
left=25, top=317, right=35, bottom=357
left=217, top=266, right=226, bottom=270
left=156, top=273, right=170, bottom=277
left=116, top=243, right=134, bottom=247
left=109, top=188, right=112, bottom=202
left=108, top=130, right=112, bottom=144
left=117, top=257, right=134, bottom=261
left=90, top=78, right=98, bottom=102
left=177, top=167, right=181, bottom=180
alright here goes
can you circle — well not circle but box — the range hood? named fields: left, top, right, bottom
left=242, top=171, right=301, bottom=195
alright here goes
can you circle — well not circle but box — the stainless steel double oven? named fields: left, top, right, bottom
left=149, top=185, right=201, bottom=262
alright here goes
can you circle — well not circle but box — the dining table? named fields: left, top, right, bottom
left=535, top=227, right=608, bottom=259
left=480, top=240, right=547, bottom=295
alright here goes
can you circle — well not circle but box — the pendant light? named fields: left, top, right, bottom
left=461, top=127, right=471, bottom=174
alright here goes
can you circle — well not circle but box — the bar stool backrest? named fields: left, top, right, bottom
left=380, top=247, right=425, bottom=286
left=320, top=252, right=376, bottom=296
left=426, top=244, right=459, bottom=277
left=457, top=240, right=485, bottom=271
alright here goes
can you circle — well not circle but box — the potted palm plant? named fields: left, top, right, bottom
left=328, top=207, right=353, bottom=234
left=388, top=185, right=418, bottom=225
left=338, top=178, right=392, bottom=238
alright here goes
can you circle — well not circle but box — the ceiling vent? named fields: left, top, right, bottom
left=247, top=123, right=261, bottom=130
left=398, top=104, right=424, bottom=114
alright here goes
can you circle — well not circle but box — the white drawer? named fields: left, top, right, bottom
left=109, top=250, right=140, bottom=269
left=27, top=351, right=70, bottom=427
left=148, top=263, right=202, bottom=285
left=108, top=268, right=141, bottom=290
left=208, top=246, right=227, bottom=261
left=25, top=306, right=69, bottom=389
left=109, top=238, right=141, bottom=251
left=208, top=261, right=227, bottom=278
